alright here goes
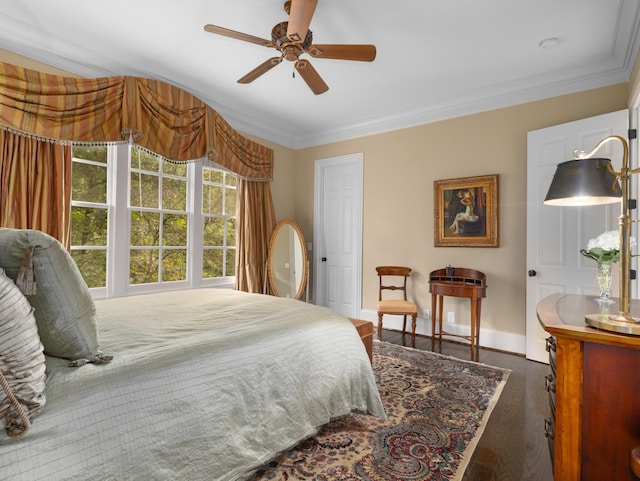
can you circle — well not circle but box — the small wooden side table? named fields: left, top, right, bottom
left=429, top=267, right=487, bottom=360
left=349, top=318, right=374, bottom=364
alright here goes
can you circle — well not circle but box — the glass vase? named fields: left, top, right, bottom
left=595, top=261, right=614, bottom=304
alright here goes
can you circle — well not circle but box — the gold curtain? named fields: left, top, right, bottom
left=0, top=130, right=71, bottom=247
left=0, top=62, right=273, bottom=176
left=0, top=63, right=125, bottom=143
left=214, top=115, right=273, bottom=180
left=0, top=61, right=275, bottom=289
left=235, top=178, right=276, bottom=293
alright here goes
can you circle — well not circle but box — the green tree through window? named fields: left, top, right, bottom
left=71, top=145, right=236, bottom=295
left=202, top=167, right=236, bottom=278
left=129, top=148, right=188, bottom=285
left=71, top=145, right=108, bottom=288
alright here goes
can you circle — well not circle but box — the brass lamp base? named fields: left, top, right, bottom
left=586, top=313, right=640, bottom=335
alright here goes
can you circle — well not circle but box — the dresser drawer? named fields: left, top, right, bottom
left=546, top=336, right=557, bottom=372
left=545, top=372, right=556, bottom=413
left=545, top=369, right=556, bottom=461
left=544, top=335, right=557, bottom=467
left=544, top=415, right=555, bottom=465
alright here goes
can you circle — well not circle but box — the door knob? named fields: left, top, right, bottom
left=528, top=270, right=537, bottom=277
left=321, top=257, right=327, bottom=262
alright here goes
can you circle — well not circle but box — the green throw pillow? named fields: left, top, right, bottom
left=0, top=228, right=99, bottom=360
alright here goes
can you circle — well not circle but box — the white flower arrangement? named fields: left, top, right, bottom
left=580, top=230, right=637, bottom=264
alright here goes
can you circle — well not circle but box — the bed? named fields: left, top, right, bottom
left=0, top=229, right=385, bottom=481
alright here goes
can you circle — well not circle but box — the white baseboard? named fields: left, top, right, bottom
left=357, top=308, right=526, bottom=355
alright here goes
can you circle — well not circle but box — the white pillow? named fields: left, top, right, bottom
left=0, top=228, right=99, bottom=360
left=0, top=268, right=46, bottom=438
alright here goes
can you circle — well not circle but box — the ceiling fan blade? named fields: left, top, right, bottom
left=238, top=57, right=282, bottom=84
left=204, top=24, right=272, bottom=47
left=287, top=0, right=317, bottom=43
left=307, top=44, right=377, bottom=62
left=295, top=59, right=328, bottom=95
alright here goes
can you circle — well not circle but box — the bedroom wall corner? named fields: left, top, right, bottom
left=241, top=134, right=297, bottom=222
left=628, top=49, right=640, bottom=108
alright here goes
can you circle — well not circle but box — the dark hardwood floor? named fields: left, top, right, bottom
left=381, top=329, right=554, bottom=481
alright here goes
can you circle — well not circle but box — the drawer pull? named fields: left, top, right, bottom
left=545, top=374, right=556, bottom=392
left=544, top=418, right=554, bottom=439
left=545, top=336, right=557, bottom=353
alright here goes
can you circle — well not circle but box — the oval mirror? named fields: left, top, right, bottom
left=267, top=219, right=308, bottom=300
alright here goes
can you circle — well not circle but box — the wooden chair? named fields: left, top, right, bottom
left=376, top=266, right=418, bottom=346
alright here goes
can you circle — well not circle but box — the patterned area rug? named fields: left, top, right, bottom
left=251, top=340, right=510, bottom=481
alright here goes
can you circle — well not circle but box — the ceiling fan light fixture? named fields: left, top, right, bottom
left=282, top=45, right=300, bottom=62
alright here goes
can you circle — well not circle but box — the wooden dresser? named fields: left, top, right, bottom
left=537, top=294, right=640, bottom=481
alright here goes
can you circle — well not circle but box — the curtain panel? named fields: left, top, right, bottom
left=235, top=179, right=276, bottom=293
left=0, top=130, right=71, bottom=247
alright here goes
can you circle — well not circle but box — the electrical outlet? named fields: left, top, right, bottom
left=447, top=312, right=455, bottom=323
left=423, top=308, right=431, bottom=320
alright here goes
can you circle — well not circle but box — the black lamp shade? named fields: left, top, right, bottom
left=544, top=157, right=621, bottom=206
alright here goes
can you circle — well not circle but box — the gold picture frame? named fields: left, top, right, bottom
left=434, top=174, right=499, bottom=247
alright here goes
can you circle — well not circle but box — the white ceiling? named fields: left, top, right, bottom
left=0, top=0, right=638, bottom=149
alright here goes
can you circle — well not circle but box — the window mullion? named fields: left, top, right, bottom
left=190, top=162, right=203, bottom=288
left=108, top=144, right=131, bottom=298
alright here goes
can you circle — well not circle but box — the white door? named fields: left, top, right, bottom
left=526, top=109, right=628, bottom=362
left=313, top=153, right=363, bottom=318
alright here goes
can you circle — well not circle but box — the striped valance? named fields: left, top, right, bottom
left=0, top=62, right=273, bottom=180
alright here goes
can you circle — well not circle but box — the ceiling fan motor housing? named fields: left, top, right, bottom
left=272, top=21, right=312, bottom=61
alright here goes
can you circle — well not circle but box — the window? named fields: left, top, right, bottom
left=70, top=146, right=109, bottom=288
left=202, top=167, right=236, bottom=279
left=129, top=148, right=188, bottom=285
left=70, top=145, right=236, bottom=297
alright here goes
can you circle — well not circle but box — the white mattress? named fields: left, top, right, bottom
left=0, top=288, right=384, bottom=480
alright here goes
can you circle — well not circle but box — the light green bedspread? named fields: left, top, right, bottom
left=0, top=288, right=385, bottom=480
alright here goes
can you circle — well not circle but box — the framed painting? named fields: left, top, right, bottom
left=433, top=174, right=499, bottom=247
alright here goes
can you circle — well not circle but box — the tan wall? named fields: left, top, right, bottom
left=291, top=84, right=628, bottom=350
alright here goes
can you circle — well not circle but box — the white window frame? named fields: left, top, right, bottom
left=201, top=162, right=237, bottom=281
left=69, top=146, right=111, bottom=299
left=71, top=144, right=236, bottom=300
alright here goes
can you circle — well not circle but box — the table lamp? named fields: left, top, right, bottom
left=543, top=134, right=640, bottom=335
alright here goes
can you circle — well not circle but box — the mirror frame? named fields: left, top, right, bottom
left=267, top=218, right=308, bottom=300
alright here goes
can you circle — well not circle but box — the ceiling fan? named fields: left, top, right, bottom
left=203, top=0, right=376, bottom=95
